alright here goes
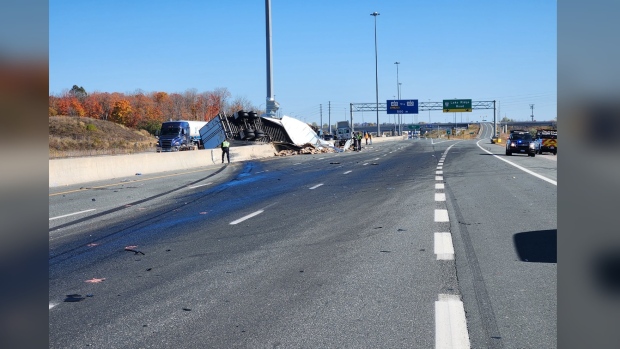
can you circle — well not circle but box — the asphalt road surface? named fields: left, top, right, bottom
left=49, top=124, right=556, bottom=348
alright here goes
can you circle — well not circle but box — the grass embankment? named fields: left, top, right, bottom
left=425, top=123, right=481, bottom=140
left=49, top=116, right=157, bottom=158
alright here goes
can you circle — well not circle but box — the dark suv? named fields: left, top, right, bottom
left=506, top=130, right=536, bottom=157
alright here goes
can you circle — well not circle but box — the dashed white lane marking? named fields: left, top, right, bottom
left=293, top=163, right=302, bottom=165
left=436, top=171, right=444, bottom=175
left=363, top=163, right=369, bottom=166
left=374, top=158, right=380, bottom=160
left=437, top=166, right=443, bottom=170
left=476, top=139, right=557, bottom=186
left=434, top=209, right=449, bottom=222
left=436, top=183, right=445, bottom=189
left=435, top=193, right=446, bottom=201
left=230, top=210, right=264, bottom=225
left=49, top=209, right=96, bottom=221
left=309, top=183, right=324, bottom=190
left=343, top=170, right=352, bottom=174
left=435, top=294, right=471, bottom=348
left=434, top=232, right=455, bottom=260
left=317, top=158, right=324, bottom=160
left=49, top=303, right=57, bottom=310
left=188, top=182, right=212, bottom=189
left=436, top=176, right=444, bottom=181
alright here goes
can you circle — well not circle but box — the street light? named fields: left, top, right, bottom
left=428, top=99, right=431, bottom=123
left=371, top=12, right=380, bottom=136
left=394, top=62, right=400, bottom=99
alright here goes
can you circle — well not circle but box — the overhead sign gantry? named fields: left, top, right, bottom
left=350, top=100, right=499, bottom=136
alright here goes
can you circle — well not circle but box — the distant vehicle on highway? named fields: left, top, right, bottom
left=322, top=134, right=334, bottom=141
left=506, top=130, right=536, bottom=157
left=534, top=129, right=557, bottom=155
left=335, top=121, right=352, bottom=146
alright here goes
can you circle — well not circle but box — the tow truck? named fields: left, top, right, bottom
left=534, top=129, right=557, bottom=155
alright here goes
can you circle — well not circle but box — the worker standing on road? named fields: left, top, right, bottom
left=221, top=138, right=230, bottom=164
left=369, top=132, right=372, bottom=145
left=365, top=131, right=369, bottom=145
left=356, top=132, right=363, bottom=151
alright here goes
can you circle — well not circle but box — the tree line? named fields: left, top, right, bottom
left=49, top=85, right=264, bottom=134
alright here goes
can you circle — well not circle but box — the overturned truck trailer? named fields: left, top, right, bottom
left=199, top=111, right=336, bottom=152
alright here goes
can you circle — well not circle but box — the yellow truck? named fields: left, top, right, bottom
left=534, top=129, right=557, bottom=155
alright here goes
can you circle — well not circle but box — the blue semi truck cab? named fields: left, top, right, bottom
left=156, top=121, right=192, bottom=152
left=156, top=120, right=209, bottom=152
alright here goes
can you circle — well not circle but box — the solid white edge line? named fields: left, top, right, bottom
left=436, top=183, right=445, bottom=189
left=434, top=209, right=449, bottom=222
left=49, top=303, right=57, bottom=310
left=476, top=139, right=557, bottom=186
left=309, top=183, right=324, bottom=190
left=435, top=193, right=446, bottom=201
left=230, top=210, right=264, bottom=225
left=188, top=182, right=212, bottom=189
left=436, top=294, right=471, bottom=349
left=49, top=209, right=96, bottom=221
left=434, top=232, right=455, bottom=260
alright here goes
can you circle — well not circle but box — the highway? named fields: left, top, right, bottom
left=49, top=123, right=557, bottom=348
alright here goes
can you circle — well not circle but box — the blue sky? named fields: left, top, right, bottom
left=49, top=0, right=556, bottom=125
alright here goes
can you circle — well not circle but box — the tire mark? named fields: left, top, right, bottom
left=445, top=182, right=504, bottom=349
left=49, top=166, right=227, bottom=234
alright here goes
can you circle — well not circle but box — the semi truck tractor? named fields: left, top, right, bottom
left=335, top=121, right=352, bottom=146
left=156, top=120, right=208, bottom=152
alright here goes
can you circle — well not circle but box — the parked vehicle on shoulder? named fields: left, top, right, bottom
left=506, top=130, right=536, bottom=157
left=534, top=129, right=557, bottom=155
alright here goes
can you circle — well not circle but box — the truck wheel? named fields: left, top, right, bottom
left=529, top=153, right=535, bottom=157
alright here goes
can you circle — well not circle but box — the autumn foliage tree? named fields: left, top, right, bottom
left=110, top=99, right=133, bottom=126
left=49, top=86, right=260, bottom=135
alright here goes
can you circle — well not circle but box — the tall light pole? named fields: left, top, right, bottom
left=371, top=12, right=380, bottom=136
left=428, top=99, right=431, bottom=123
left=394, top=62, right=400, bottom=99
left=264, top=0, right=279, bottom=117
left=394, top=62, right=400, bottom=137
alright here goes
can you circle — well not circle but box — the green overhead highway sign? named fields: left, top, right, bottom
left=408, top=125, right=420, bottom=130
left=443, top=99, right=472, bottom=112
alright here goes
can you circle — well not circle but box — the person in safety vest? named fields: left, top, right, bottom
left=364, top=131, right=369, bottom=145
left=356, top=132, right=363, bottom=151
left=221, top=138, right=230, bottom=163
